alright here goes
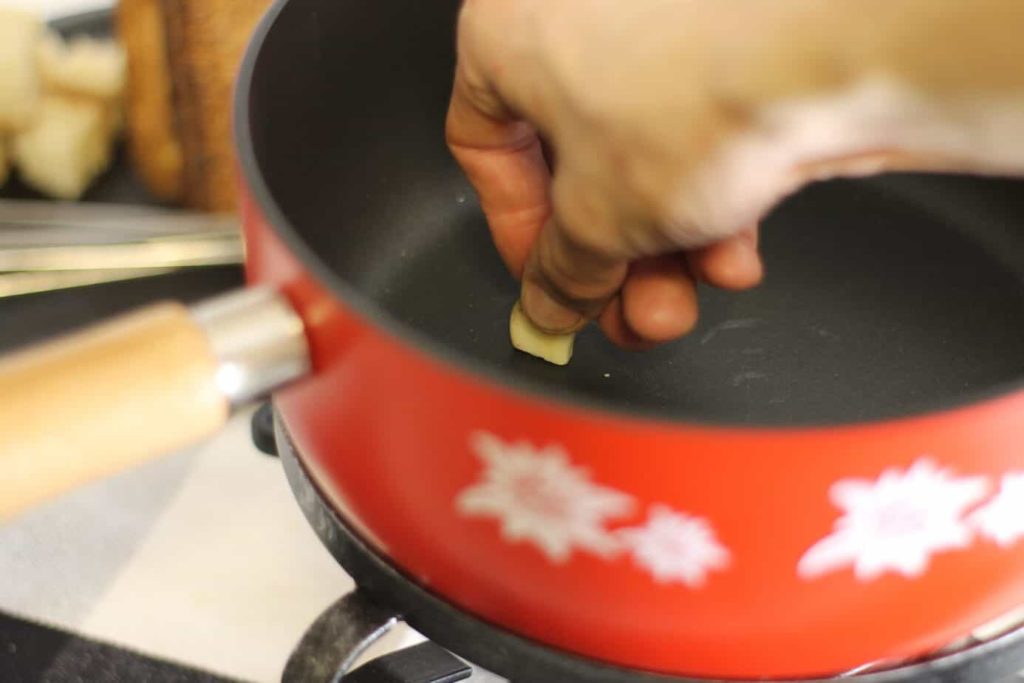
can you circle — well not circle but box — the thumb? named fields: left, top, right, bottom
left=520, top=181, right=629, bottom=333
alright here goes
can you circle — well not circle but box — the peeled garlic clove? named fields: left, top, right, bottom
left=509, top=301, right=575, bottom=366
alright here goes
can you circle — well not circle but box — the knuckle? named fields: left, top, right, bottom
left=555, top=216, right=615, bottom=261
left=535, top=229, right=625, bottom=306
left=550, top=180, right=619, bottom=256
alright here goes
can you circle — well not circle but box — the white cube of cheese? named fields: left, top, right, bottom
left=12, top=95, right=112, bottom=199
left=37, top=31, right=127, bottom=102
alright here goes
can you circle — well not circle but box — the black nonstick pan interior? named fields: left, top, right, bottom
left=243, top=0, right=1024, bottom=426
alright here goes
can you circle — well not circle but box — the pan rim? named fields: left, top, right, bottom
left=233, top=0, right=1024, bottom=433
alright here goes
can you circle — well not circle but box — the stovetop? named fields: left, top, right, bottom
left=0, top=606, right=506, bottom=682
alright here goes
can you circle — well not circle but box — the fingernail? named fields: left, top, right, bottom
left=521, top=281, right=584, bottom=333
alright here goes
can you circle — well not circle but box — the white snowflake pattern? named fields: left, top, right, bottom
left=456, top=431, right=634, bottom=563
left=618, top=505, right=731, bottom=587
left=971, top=472, right=1024, bottom=547
left=798, top=459, right=989, bottom=581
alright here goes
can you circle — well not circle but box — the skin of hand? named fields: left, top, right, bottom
left=446, top=0, right=1024, bottom=348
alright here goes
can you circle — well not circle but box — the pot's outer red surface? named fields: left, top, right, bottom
left=243, top=192, right=1024, bottom=679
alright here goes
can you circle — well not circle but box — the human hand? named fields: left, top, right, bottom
left=447, top=0, right=1024, bottom=348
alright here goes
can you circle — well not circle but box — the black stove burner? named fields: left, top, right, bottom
left=264, top=405, right=1024, bottom=683
left=283, top=592, right=471, bottom=683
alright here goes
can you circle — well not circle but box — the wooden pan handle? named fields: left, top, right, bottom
left=0, top=287, right=309, bottom=521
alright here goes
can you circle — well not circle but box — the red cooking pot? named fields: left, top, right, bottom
left=7, top=0, right=1024, bottom=678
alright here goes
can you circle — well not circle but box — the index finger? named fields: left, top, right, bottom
left=445, top=72, right=551, bottom=279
